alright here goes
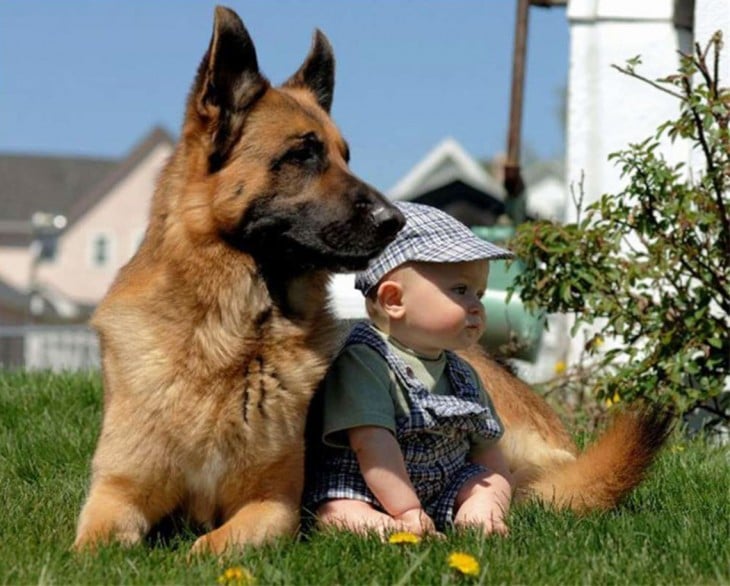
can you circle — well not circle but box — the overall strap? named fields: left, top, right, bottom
left=344, top=322, right=502, bottom=441
left=345, top=322, right=433, bottom=428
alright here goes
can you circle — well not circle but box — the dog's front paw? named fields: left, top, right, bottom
left=189, top=527, right=245, bottom=558
left=189, top=533, right=221, bottom=557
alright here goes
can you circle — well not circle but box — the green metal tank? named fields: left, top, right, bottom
left=471, top=225, right=543, bottom=362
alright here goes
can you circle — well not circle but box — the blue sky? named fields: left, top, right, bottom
left=0, top=1, right=568, bottom=193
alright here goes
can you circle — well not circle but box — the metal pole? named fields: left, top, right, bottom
left=504, top=0, right=530, bottom=224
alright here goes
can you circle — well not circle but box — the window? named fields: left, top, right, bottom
left=37, top=236, right=58, bottom=261
left=93, top=235, right=109, bottom=266
left=89, top=233, right=115, bottom=268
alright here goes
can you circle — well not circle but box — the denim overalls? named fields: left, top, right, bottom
left=305, top=322, right=503, bottom=530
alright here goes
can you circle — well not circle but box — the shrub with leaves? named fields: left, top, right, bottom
left=509, top=33, right=729, bottom=421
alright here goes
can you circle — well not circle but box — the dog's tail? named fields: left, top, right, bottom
left=522, top=406, right=674, bottom=512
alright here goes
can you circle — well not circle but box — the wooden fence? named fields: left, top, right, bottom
left=0, top=325, right=99, bottom=371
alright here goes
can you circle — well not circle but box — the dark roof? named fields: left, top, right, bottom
left=0, top=126, right=175, bottom=229
left=0, top=154, right=115, bottom=222
left=0, top=276, right=97, bottom=324
left=65, top=127, right=175, bottom=228
left=411, top=180, right=506, bottom=227
left=0, top=277, right=27, bottom=312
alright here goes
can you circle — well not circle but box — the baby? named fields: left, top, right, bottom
left=305, top=202, right=514, bottom=537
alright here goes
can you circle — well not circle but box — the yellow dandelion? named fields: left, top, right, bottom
left=604, top=391, right=621, bottom=407
left=671, top=444, right=685, bottom=453
left=388, top=531, right=421, bottom=544
left=448, top=552, right=480, bottom=577
left=554, top=360, right=567, bottom=375
left=217, top=566, right=255, bottom=585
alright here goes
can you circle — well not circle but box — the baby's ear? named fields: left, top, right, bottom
left=377, top=281, right=405, bottom=319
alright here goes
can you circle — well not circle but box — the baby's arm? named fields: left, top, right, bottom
left=454, top=443, right=513, bottom=535
left=348, top=425, right=438, bottom=535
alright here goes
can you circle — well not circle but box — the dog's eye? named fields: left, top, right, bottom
left=271, top=134, right=325, bottom=172
left=285, top=145, right=318, bottom=164
left=285, top=134, right=324, bottom=165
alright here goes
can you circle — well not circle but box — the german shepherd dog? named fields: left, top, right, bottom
left=75, top=6, right=671, bottom=555
left=74, top=6, right=404, bottom=554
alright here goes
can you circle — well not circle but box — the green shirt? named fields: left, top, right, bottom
left=321, top=329, right=500, bottom=453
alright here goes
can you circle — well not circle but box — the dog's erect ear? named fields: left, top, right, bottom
left=283, top=30, right=335, bottom=113
left=193, top=6, right=268, bottom=172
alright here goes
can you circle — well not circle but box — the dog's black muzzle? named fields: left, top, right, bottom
left=369, top=201, right=405, bottom=244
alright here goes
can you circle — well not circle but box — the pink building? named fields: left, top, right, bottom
left=0, top=128, right=174, bottom=325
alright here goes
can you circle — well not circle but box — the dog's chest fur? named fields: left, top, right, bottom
left=93, top=261, right=336, bottom=516
left=178, top=314, right=333, bottom=524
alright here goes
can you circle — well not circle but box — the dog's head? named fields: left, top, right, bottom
left=178, top=6, right=404, bottom=275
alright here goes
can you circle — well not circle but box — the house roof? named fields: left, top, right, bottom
left=0, top=154, right=115, bottom=232
left=0, top=276, right=27, bottom=313
left=0, top=275, right=95, bottom=323
left=0, top=126, right=175, bottom=235
left=387, top=137, right=567, bottom=223
left=387, top=137, right=506, bottom=202
left=64, top=126, right=174, bottom=229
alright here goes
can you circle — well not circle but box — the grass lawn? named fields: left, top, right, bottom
left=1, top=370, right=728, bottom=585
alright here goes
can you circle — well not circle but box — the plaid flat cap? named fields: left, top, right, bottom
left=355, top=202, right=514, bottom=295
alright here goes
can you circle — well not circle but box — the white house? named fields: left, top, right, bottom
left=0, top=128, right=174, bottom=323
left=564, top=0, right=730, bottom=365
left=0, top=128, right=174, bottom=368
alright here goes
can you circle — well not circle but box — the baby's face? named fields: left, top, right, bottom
left=395, top=260, right=489, bottom=357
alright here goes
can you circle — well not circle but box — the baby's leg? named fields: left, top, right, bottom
left=316, top=499, right=399, bottom=538
left=453, top=471, right=510, bottom=536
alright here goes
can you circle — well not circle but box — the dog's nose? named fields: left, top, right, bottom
left=372, top=204, right=405, bottom=239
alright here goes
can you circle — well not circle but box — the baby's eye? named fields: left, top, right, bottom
left=476, top=290, right=485, bottom=299
left=452, top=285, right=468, bottom=295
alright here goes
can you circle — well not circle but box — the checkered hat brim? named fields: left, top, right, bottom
left=355, top=202, right=514, bottom=295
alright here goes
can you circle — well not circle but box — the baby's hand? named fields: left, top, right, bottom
left=393, top=507, right=440, bottom=537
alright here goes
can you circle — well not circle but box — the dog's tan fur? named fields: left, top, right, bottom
left=75, top=6, right=404, bottom=555
left=75, top=6, right=671, bottom=556
left=461, top=346, right=673, bottom=513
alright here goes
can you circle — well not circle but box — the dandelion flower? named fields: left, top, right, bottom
left=217, top=566, right=255, bottom=585
left=388, top=531, right=421, bottom=544
left=604, top=391, right=621, bottom=407
left=554, top=360, right=567, bottom=375
left=448, top=552, right=480, bottom=577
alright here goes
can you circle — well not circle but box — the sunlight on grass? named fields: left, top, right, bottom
left=392, top=546, right=432, bottom=586
left=1, top=370, right=728, bottom=585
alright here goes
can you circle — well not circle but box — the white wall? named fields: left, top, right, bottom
left=0, top=247, right=31, bottom=291
left=566, top=0, right=693, bottom=223
left=562, top=0, right=700, bottom=366
left=694, top=0, right=730, bottom=84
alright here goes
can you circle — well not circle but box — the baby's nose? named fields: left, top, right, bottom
left=469, top=299, right=483, bottom=314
